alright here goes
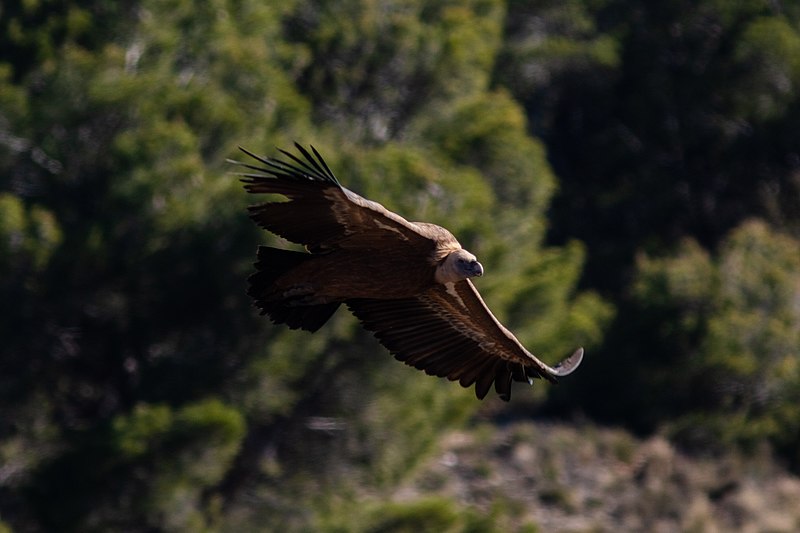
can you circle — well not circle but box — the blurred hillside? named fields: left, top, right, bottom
left=385, top=420, right=800, bottom=532
left=1, top=0, right=799, bottom=531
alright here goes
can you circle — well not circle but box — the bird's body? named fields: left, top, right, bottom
left=232, top=143, right=583, bottom=400
left=269, top=246, right=436, bottom=301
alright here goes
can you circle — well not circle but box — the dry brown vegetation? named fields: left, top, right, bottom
left=394, top=421, right=800, bottom=532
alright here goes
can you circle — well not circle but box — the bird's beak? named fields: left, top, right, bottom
left=472, top=261, right=484, bottom=277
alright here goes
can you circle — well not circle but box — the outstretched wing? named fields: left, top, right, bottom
left=231, top=144, right=442, bottom=253
left=347, top=280, right=583, bottom=401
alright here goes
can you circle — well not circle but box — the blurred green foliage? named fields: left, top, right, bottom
left=1, top=0, right=799, bottom=530
left=633, top=221, right=800, bottom=463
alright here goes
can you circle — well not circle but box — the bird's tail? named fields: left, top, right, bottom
left=247, top=246, right=340, bottom=332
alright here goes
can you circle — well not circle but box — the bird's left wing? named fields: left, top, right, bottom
left=347, top=280, right=583, bottom=400
left=230, top=144, right=440, bottom=254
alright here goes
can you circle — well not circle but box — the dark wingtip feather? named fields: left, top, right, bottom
left=232, top=144, right=342, bottom=187
left=310, top=145, right=339, bottom=184
left=474, top=361, right=499, bottom=400
left=291, top=142, right=341, bottom=186
left=237, top=146, right=271, bottom=165
left=494, top=363, right=513, bottom=401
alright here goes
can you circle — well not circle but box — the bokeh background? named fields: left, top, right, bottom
left=2, top=0, right=800, bottom=531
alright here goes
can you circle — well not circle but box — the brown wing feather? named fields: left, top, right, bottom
left=347, top=281, right=583, bottom=401
left=427, top=281, right=582, bottom=378
left=231, top=144, right=442, bottom=253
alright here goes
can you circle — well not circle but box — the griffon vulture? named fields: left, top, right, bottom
left=232, top=143, right=583, bottom=401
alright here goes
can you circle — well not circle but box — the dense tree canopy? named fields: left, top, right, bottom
left=1, top=0, right=799, bottom=530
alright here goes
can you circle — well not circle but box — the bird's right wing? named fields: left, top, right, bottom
left=347, top=280, right=583, bottom=401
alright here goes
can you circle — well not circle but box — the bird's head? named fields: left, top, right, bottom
left=436, top=249, right=484, bottom=283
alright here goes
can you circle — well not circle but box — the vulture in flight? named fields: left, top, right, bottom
left=232, top=143, right=583, bottom=401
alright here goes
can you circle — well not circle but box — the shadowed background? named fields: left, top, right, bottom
left=1, top=0, right=799, bottom=531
